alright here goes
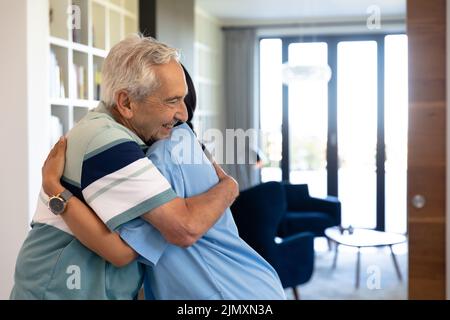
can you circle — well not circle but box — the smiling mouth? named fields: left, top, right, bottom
left=162, top=122, right=177, bottom=130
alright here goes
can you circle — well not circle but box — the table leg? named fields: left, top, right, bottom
left=327, top=238, right=333, bottom=251
left=389, top=245, right=403, bottom=281
left=332, top=242, right=339, bottom=269
left=355, top=247, right=361, bottom=289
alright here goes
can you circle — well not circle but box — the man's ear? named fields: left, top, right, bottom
left=115, top=90, right=133, bottom=119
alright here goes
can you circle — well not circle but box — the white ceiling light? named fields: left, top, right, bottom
left=281, top=63, right=332, bottom=84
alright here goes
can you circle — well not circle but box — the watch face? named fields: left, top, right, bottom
left=49, top=197, right=65, bottom=215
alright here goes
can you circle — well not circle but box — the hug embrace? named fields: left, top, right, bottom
left=11, top=35, right=286, bottom=300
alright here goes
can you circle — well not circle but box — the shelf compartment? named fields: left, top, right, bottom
left=93, top=55, right=104, bottom=101
left=49, top=0, right=70, bottom=40
left=92, top=2, right=106, bottom=50
left=72, top=50, right=89, bottom=100
left=50, top=45, right=69, bottom=99
left=51, top=105, right=70, bottom=135
left=71, top=0, right=89, bottom=45
left=124, top=16, right=137, bottom=37
left=109, top=9, right=122, bottom=48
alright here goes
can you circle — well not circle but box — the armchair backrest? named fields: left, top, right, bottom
left=282, top=183, right=311, bottom=211
left=279, top=183, right=342, bottom=237
left=230, top=181, right=286, bottom=261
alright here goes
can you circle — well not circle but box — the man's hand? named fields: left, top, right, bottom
left=42, top=136, right=67, bottom=196
left=211, top=161, right=239, bottom=200
left=202, top=144, right=239, bottom=200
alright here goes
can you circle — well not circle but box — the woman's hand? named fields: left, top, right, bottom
left=42, top=136, right=67, bottom=196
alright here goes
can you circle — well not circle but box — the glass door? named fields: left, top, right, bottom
left=385, top=35, right=408, bottom=234
left=337, top=40, right=378, bottom=229
left=260, top=39, right=283, bottom=182
left=287, top=42, right=329, bottom=197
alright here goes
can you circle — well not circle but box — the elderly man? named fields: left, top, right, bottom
left=10, top=35, right=238, bottom=299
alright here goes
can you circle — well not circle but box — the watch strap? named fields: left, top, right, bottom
left=60, top=189, right=73, bottom=202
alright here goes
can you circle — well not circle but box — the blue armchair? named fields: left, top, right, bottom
left=230, top=182, right=314, bottom=299
left=278, top=183, right=341, bottom=239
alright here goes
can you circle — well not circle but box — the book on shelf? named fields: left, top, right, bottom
left=94, top=63, right=102, bottom=101
left=49, top=49, right=66, bottom=99
left=92, top=25, right=96, bottom=48
left=71, top=63, right=86, bottom=100
left=73, top=28, right=80, bottom=44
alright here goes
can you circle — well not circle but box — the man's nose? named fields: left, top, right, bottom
left=175, top=101, right=188, bottom=123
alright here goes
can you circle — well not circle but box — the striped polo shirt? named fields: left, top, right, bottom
left=10, top=103, right=177, bottom=300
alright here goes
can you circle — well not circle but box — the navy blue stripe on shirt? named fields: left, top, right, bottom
left=81, top=141, right=146, bottom=189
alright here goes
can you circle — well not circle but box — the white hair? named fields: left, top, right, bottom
left=101, top=34, right=180, bottom=109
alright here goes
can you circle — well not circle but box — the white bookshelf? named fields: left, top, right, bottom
left=48, top=0, right=138, bottom=143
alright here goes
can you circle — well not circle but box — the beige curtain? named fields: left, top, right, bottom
left=223, top=27, right=260, bottom=190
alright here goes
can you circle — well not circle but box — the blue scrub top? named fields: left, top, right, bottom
left=119, top=123, right=286, bottom=300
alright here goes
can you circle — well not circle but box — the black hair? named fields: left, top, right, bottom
left=179, top=64, right=207, bottom=151
left=180, top=64, right=196, bottom=131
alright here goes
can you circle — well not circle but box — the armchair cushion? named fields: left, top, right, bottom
left=279, top=211, right=336, bottom=237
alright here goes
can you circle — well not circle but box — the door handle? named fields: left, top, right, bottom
left=411, top=194, right=426, bottom=209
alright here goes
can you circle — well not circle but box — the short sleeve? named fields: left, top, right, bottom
left=81, top=128, right=177, bottom=231
left=118, top=218, right=168, bottom=266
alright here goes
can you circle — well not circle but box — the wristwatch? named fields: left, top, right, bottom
left=48, top=189, right=73, bottom=215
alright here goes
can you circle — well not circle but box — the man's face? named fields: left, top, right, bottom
left=131, top=60, right=188, bottom=144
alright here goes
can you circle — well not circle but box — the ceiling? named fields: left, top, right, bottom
left=196, top=0, right=406, bottom=25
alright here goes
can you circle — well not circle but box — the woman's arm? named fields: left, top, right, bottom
left=42, top=137, right=138, bottom=267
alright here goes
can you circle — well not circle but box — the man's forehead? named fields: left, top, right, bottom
left=153, top=60, right=183, bottom=77
left=154, top=64, right=187, bottom=90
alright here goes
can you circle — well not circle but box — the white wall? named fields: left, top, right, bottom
left=27, top=0, right=50, bottom=222
left=194, top=7, right=225, bottom=134
left=0, top=0, right=29, bottom=299
left=0, top=0, right=49, bottom=299
left=155, top=1, right=226, bottom=136
left=156, top=0, right=195, bottom=73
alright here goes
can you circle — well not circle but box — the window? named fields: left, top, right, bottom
left=259, top=34, right=408, bottom=233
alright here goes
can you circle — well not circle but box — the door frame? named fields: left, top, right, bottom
left=446, top=1, right=450, bottom=299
